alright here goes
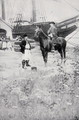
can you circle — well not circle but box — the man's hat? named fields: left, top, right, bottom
left=49, top=22, right=55, bottom=25
left=36, top=24, right=42, bottom=28
left=23, top=33, right=27, bottom=38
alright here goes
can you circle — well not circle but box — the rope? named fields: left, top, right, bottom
left=41, top=29, right=49, bottom=38
left=62, top=0, right=79, bottom=48
left=63, top=0, right=79, bottom=12
left=66, top=28, right=79, bottom=50
left=67, top=41, right=78, bottom=47
left=66, top=28, right=79, bottom=42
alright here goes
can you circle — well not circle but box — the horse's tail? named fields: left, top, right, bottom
left=63, top=38, right=67, bottom=47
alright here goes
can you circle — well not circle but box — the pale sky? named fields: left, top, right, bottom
left=1, top=0, right=79, bottom=23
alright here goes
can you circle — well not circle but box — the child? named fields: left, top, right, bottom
left=20, top=34, right=31, bottom=68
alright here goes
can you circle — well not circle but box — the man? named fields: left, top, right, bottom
left=47, top=22, right=57, bottom=39
left=20, top=34, right=31, bottom=68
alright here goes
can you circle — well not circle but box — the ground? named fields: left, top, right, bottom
left=0, top=44, right=79, bottom=120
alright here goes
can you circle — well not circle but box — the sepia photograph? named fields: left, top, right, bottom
left=0, top=0, right=79, bottom=119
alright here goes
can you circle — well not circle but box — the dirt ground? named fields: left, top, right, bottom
left=0, top=44, right=79, bottom=120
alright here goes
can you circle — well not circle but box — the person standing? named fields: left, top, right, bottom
left=7, top=37, right=12, bottom=51
left=2, top=37, right=7, bottom=50
left=20, top=34, right=31, bottom=68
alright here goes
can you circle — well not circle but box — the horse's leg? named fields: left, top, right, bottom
left=41, top=49, right=45, bottom=62
left=45, top=51, right=48, bottom=63
left=58, top=47, right=63, bottom=59
left=61, top=50, right=63, bottom=59
left=62, top=46, right=66, bottom=63
left=41, top=49, right=48, bottom=64
left=54, top=44, right=63, bottom=59
left=60, top=50, right=63, bottom=64
left=63, top=41, right=66, bottom=59
left=63, top=48, right=66, bottom=59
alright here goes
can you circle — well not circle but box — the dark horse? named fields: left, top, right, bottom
left=34, top=28, right=66, bottom=63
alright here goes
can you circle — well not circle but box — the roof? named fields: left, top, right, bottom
left=0, top=17, right=12, bottom=29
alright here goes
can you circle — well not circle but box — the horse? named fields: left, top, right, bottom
left=34, top=28, right=66, bottom=63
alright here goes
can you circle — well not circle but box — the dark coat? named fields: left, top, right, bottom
left=20, top=40, right=31, bottom=54
left=20, top=40, right=26, bottom=53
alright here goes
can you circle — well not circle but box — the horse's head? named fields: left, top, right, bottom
left=34, top=26, right=41, bottom=39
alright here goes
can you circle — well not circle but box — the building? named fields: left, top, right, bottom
left=0, top=0, right=12, bottom=39
left=0, top=17, right=12, bottom=39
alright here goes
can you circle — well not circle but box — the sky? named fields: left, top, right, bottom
left=1, top=0, right=79, bottom=24
left=42, top=0, right=79, bottom=22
